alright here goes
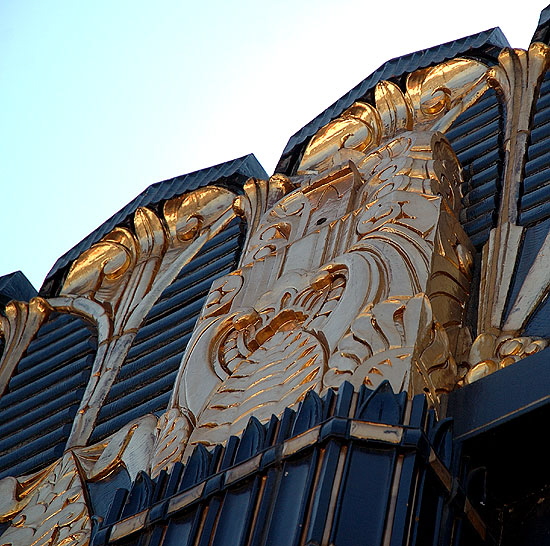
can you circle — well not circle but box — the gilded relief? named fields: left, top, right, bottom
left=0, top=416, right=156, bottom=546
left=160, top=58, right=488, bottom=463
left=466, top=43, right=550, bottom=383
left=2, top=43, right=550, bottom=544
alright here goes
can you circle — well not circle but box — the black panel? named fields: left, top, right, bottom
left=0, top=271, right=37, bottom=311
left=210, top=481, right=259, bottom=546
left=263, top=452, right=318, bottom=546
left=163, top=509, right=200, bottom=546
left=446, top=346, right=550, bottom=441
left=330, top=448, right=396, bottom=546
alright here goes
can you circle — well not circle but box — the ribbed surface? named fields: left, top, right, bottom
left=531, top=4, right=550, bottom=45
left=446, top=88, right=503, bottom=247
left=89, top=219, right=244, bottom=444
left=92, top=385, right=467, bottom=546
left=520, top=70, right=550, bottom=226
left=44, top=154, right=267, bottom=288
left=504, top=217, right=550, bottom=338
left=275, top=28, right=508, bottom=175
left=0, top=313, right=96, bottom=479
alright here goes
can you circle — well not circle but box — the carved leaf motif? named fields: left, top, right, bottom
left=0, top=415, right=157, bottom=544
left=57, top=188, right=239, bottom=448
left=186, top=327, right=325, bottom=453
left=149, top=408, right=192, bottom=478
left=0, top=453, right=90, bottom=546
left=0, top=297, right=51, bottom=396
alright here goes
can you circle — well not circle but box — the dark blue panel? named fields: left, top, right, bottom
left=446, top=88, right=502, bottom=247
left=0, top=370, right=91, bottom=416
left=330, top=447, right=396, bottom=546
left=390, top=453, right=419, bottom=546
left=0, top=313, right=95, bottom=478
left=87, top=466, right=132, bottom=522
left=248, top=467, right=282, bottom=546
left=120, top=472, right=154, bottom=519
left=179, top=445, right=214, bottom=491
left=263, top=453, right=318, bottom=546
left=196, top=497, right=222, bottom=546
left=503, top=217, right=550, bottom=337
left=520, top=68, right=550, bottom=226
left=355, top=381, right=405, bottom=425
left=0, top=424, right=71, bottom=477
left=447, top=346, right=550, bottom=441
left=334, top=381, right=354, bottom=418
left=410, top=472, right=445, bottom=546
left=0, top=391, right=83, bottom=439
left=0, top=271, right=37, bottom=310
left=211, top=481, right=260, bottom=546
left=234, top=417, right=265, bottom=464
left=304, top=440, right=342, bottom=544
left=163, top=509, right=200, bottom=546
left=0, top=361, right=91, bottom=413
left=292, top=390, right=324, bottom=435
left=218, top=436, right=240, bottom=471
left=0, top=443, right=65, bottom=479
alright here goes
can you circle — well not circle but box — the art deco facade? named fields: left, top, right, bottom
left=2, top=6, right=550, bottom=546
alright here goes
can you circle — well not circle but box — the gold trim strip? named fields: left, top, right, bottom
left=282, top=426, right=321, bottom=457
left=349, top=421, right=403, bottom=444
left=167, top=481, right=206, bottom=515
left=110, top=509, right=148, bottom=542
left=225, top=454, right=262, bottom=486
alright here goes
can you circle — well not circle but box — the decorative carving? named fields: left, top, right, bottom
left=469, top=43, right=550, bottom=382
left=298, top=58, right=488, bottom=176
left=152, top=59, right=487, bottom=470
left=0, top=415, right=157, bottom=546
left=465, top=333, right=548, bottom=385
left=0, top=298, right=51, bottom=396
left=57, top=187, right=239, bottom=448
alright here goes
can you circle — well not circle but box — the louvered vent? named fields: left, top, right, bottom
left=0, top=313, right=96, bottom=478
left=520, top=70, right=550, bottom=226
left=446, top=88, right=503, bottom=247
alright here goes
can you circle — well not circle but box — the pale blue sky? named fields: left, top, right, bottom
left=1, top=1, right=548, bottom=289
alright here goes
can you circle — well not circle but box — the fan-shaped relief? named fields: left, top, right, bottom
left=463, top=43, right=550, bottom=383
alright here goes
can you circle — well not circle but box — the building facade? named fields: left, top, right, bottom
left=2, top=6, right=550, bottom=545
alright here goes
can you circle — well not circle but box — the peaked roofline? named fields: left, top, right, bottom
left=275, top=27, right=509, bottom=175
left=41, top=153, right=267, bottom=295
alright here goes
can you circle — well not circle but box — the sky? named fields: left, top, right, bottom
left=1, top=1, right=549, bottom=290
